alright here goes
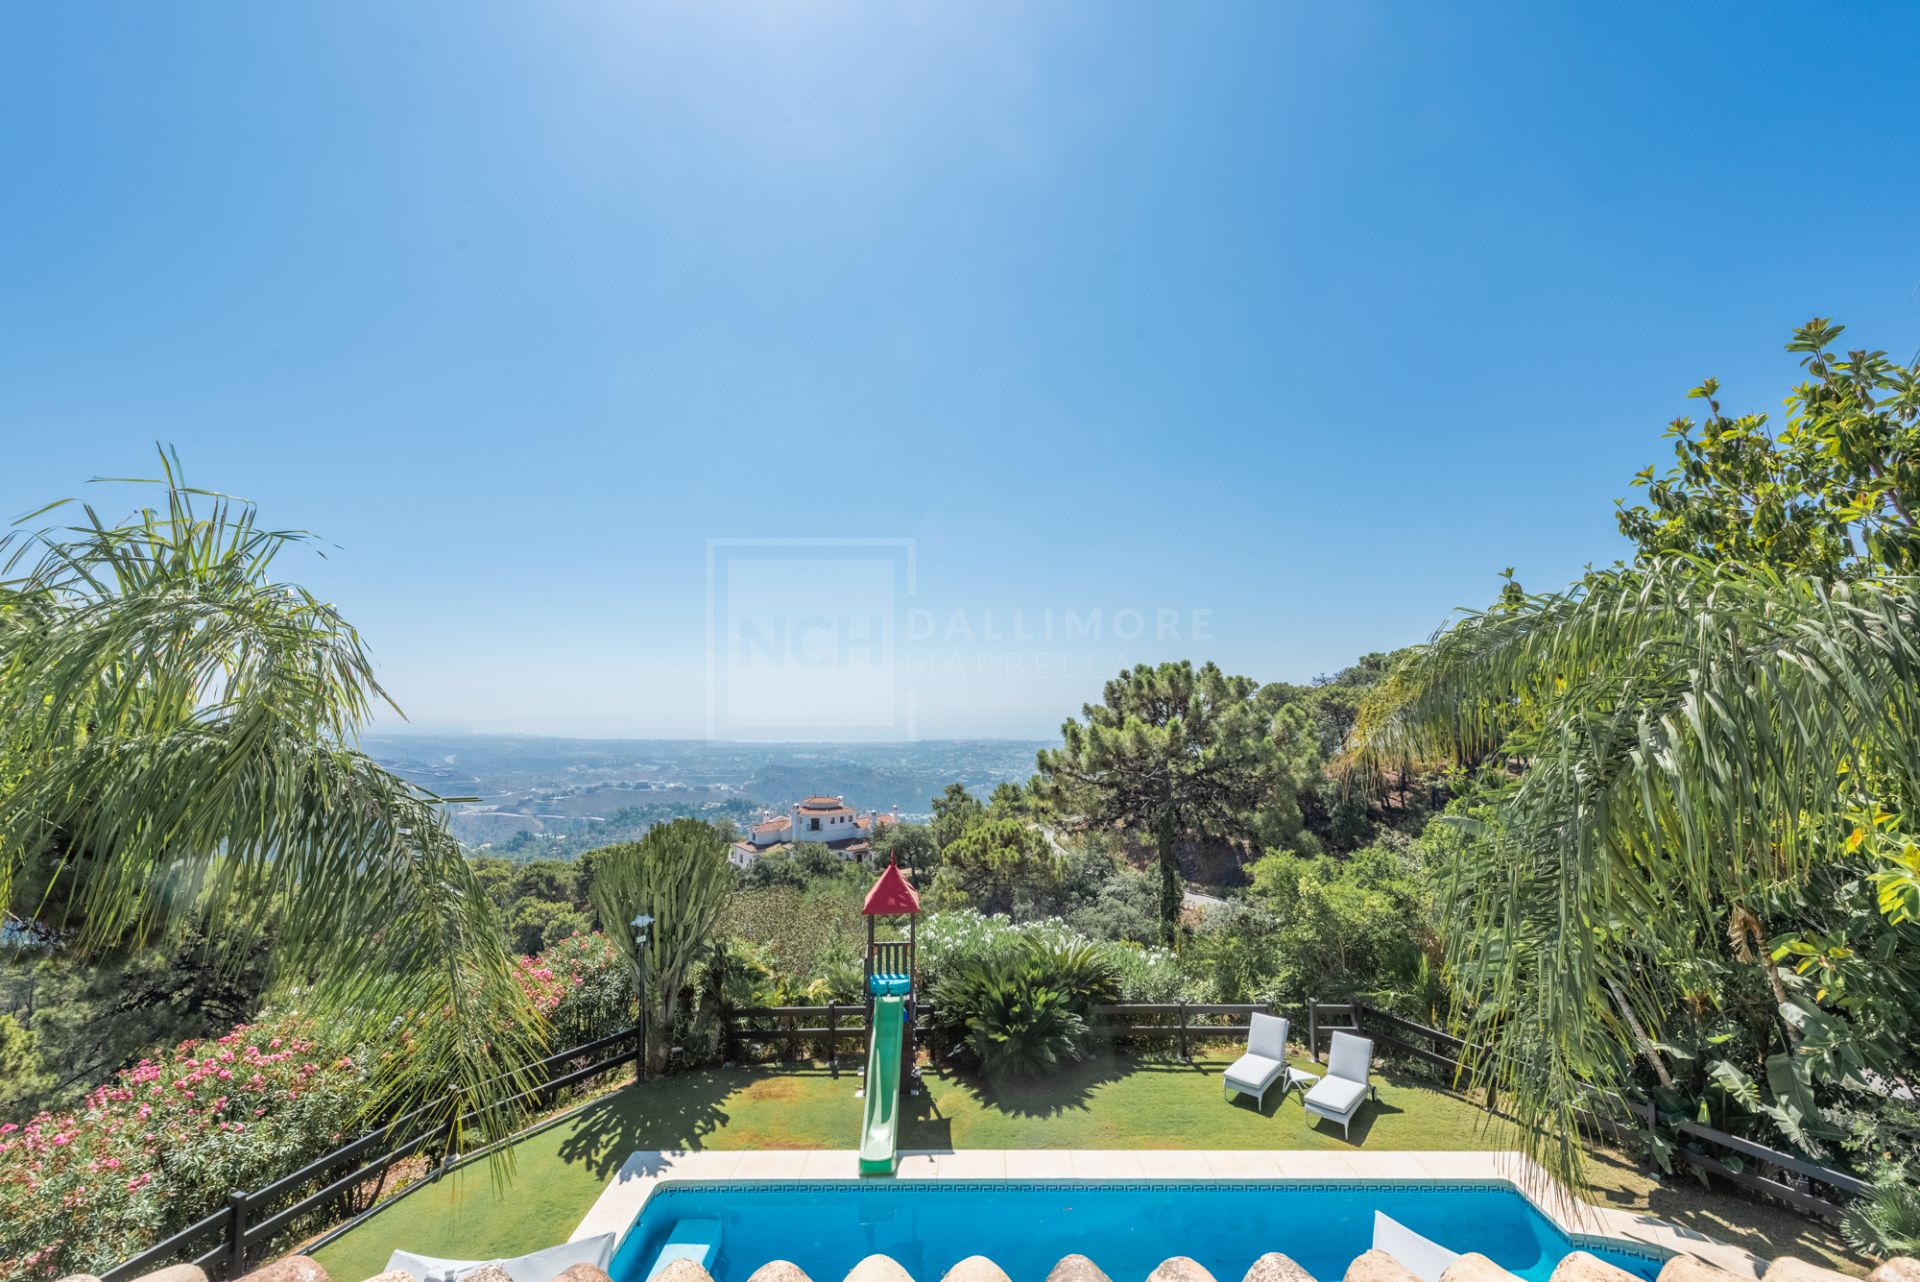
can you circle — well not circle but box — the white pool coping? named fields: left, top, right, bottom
left=569, top=1149, right=1764, bottom=1279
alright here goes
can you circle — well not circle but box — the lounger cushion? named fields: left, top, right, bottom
left=387, top=1234, right=616, bottom=1282
left=1303, top=1075, right=1367, bottom=1116
left=1326, top=1031, right=1374, bottom=1082
left=1247, top=1012, right=1289, bottom=1061
left=1224, top=1053, right=1286, bottom=1093
left=1372, top=1212, right=1459, bottom=1282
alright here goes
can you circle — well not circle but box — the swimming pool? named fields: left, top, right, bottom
left=606, top=1181, right=1666, bottom=1282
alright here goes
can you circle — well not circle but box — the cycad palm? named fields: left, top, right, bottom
left=0, top=459, right=540, bottom=1145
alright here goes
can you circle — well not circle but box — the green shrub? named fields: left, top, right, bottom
left=917, top=909, right=1086, bottom=994
left=962, top=964, right=1087, bottom=1078
left=1106, top=942, right=1194, bottom=1004
left=723, top=883, right=867, bottom=983
left=1034, top=937, right=1121, bottom=1009
left=1843, top=1164, right=1920, bottom=1257
left=928, top=933, right=1117, bottom=1077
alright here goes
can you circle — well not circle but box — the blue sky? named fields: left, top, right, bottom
left=3, top=3, right=1917, bottom=740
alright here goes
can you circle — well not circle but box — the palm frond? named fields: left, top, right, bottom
left=0, top=462, right=543, bottom=1155
left=1348, top=560, right=1920, bottom=1190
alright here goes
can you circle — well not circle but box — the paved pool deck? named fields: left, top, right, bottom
left=570, top=1150, right=1764, bottom=1279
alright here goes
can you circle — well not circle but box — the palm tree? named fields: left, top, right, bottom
left=1347, top=559, right=1920, bottom=1189
left=0, top=456, right=542, bottom=1147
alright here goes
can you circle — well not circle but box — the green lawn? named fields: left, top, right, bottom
left=311, top=1054, right=1867, bottom=1282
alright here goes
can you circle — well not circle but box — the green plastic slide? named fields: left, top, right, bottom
left=858, top=994, right=905, bottom=1175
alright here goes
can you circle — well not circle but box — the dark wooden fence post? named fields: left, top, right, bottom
left=1177, top=1001, right=1189, bottom=1061
left=227, top=1190, right=248, bottom=1278
left=1309, top=996, right=1319, bottom=1062
left=827, top=1003, right=839, bottom=1068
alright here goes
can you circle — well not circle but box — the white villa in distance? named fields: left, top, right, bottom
left=728, top=795, right=899, bottom=868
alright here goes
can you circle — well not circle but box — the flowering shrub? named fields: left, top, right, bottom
left=0, top=1016, right=366, bottom=1281
left=518, top=932, right=631, bottom=1043
left=917, top=909, right=1091, bottom=992
left=1105, top=942, right=1191, bottom=1004
left=0, top=934, right=628, bottom=1282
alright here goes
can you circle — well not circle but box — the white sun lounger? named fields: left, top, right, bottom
left=1372, top=1211, right=1461, bottom=1282
left=1303, top=1029, right=1377, bottom=1138
left=386, top=1233, right=616, bottom=1282
left=1223, top=1011, right=1294, bottom=1108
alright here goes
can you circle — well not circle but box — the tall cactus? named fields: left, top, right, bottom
left=588, top=818, right=734, bottom=1075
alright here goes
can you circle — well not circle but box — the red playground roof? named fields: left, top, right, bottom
left=862, top=858, right=921, bottom=916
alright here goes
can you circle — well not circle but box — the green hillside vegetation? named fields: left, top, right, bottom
left=6, top=321, right=1920, bottom=1271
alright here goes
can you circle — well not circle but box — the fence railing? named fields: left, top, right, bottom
left=719, top=1001, right=1274, bottom=1065
left=1086, top=1002, right=1269, bottom=1059
left=725, top=1003, right=874, bottom=1063
left=99, top=1024, right=642, bottom=1282
left=113, top=994, right=1868, bottom=1282
left=1306, top=997, right=1869, bottom=1223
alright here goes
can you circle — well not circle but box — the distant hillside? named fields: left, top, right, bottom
left=362, top=733, right=1050, bottom=858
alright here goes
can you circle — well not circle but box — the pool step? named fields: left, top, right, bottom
left=645, top=1220, right=724, bottom=1282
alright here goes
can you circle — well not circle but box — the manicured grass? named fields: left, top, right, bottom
left=311, top=1054, right=1867, bottom=1282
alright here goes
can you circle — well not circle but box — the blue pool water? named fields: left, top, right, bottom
left=608, top=1181, right=1666, bottom=1282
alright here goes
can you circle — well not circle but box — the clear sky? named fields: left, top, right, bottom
left=3, top=3, right=1917, bottom=740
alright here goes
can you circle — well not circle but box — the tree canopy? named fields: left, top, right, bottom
left=1350, top=321, right=1920, bottom=1209
left=0, top=459, right=540, bottom=1146
left=587, top=817, right=733, bottom=1075
left=1034, top=660, right=1289, bottom=942
left=1616, top=319, right=1920, bottom=576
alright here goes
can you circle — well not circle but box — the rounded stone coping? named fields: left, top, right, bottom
left=1047, top=1256, right=1116, bottom=1282
left=130, top=1266, right=209, bottom=1282
left=941, top=1258, right=1012, bottom=1282
left=1147, top=1258, right=1220, bottom=1282
left=1763, top=1263, right=1854, bottom=1282
left=653, top=1262, right=716, bottom=1282
left=1243, top=1253, right=1318, bottom=1282
left=549, top=1266, right=613, bottom=1282
left=746, top=1264, right=815, bottom=1282
left=1660, top=1257, right=1744, bottom=1282
left=845, top=1258, right=915, bottom=1282
left=1550, top=1250, right=1644, bottom=1282
left=1347, top=1250, right=1422, bottom=1282
left=235, top=1260, right=330, bottom=1282
left=568, top=1151, right=1755, bottom=1280
left=1441, top=1253, right=1525, bottom=1282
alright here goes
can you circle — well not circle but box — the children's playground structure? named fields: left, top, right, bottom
left=858, top=857, right=920, bottom=1175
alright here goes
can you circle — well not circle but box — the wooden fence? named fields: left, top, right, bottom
left=722, top=1002, right=895, bottom=1064
left=720, top=1001, right=1273, bottom=1065
left=596, top=999, right=1879, bottom=1233
left=1307, top=997, right=1870, bottom=1223
left=102, top=995, right=1872, bottom=1282
left=99, top=1025, right=642, bottom=1282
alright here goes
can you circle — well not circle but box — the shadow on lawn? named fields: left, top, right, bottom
left=1580, top=1145, right=1862, bottom=1270
left=552, top=1064, right=841, bottom=1180
left=1298, top=1093, right=1405, bottom=1143
left=915, top=1051, right=1193, bottom=1123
